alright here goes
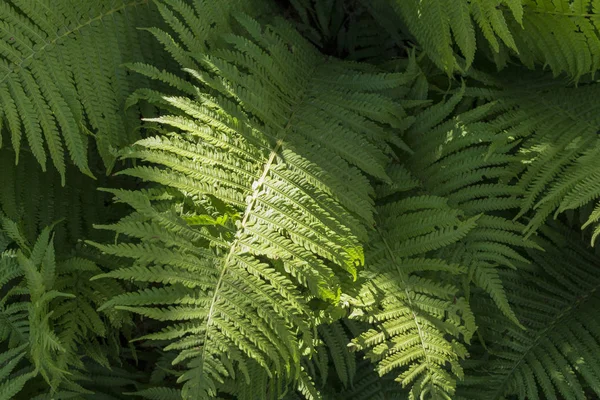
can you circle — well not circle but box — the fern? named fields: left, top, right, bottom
left=287, top=352, right=410, bottom=400
left=402, top=85, right=540, bottom=324
left=459, top=222, right=600, bottom=400
left=346, top=165, right=476, bottom=399
left=286, top=0, right=403, bottom=61
left=0, top=215, right=131, bottom=398
left=89, top=10, right=415, bottom=399
left=213, top=319, right=361, bottom=399
left=0, top=221, right=74, bottom=396
left=453, top=71, right=600, bottom=246
left=329, top=359, right=408, bottom=400
left=370, top=0, right=522, bottom=73
left=134, top=387, right=183, bottom=400
left=370, top=0, right=600, bottom=79
left=0, top=148, right=116, bottom=250
left=315, top=320, right=356, bottom=389
left=502, top=0, right=600, bottom=80
left=0, top=0, right=171, bottom=179
left=3, top=1, right=600, bottom=399
left=0, top=245, right=35, bottom=400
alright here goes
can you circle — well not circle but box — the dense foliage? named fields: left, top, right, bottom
left=2, top=0, right=600, bottom=399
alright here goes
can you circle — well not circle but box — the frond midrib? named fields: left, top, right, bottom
left=196, top=56, right=325, bottom=380
left=199, top=142, right=281, bottom=373
left=373, top=225, right=439, bottom=388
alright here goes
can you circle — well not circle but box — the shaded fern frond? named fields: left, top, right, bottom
left=327, top=359, right=408, bottom=400
left=370, top=0, right=600, bottom=79
left=316, top=320, right=356, bottom=389
left=371, top=0, right=522, bottom=73
left=286, top=355, right=410, bottom=400
left=504, top=0, right=600, bottom=80
left=404, top=86, right=539, bottom=324
left=460, top=72, right=600, bottom=245
left=0, top=219, right=130, bottom=398
left=133, top=386, right=183, bottom=400
left=512, top=81, right=600, bottom=241
left=0, top=222, right=73, bottom=395
left=0, top=344, right=35, bottom=400
left=49, top=256, right=130, bottom=385
left=286, top=0, right=403, bottom=61
left=459, top=222, right=600, bottom=400
left=0, top=0, right=171, bottom=178
left=0, top=148, right=114, bottom=251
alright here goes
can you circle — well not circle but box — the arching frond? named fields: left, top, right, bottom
left=457, top=72, right=600, bottom=246
left=368, top=0, right=522, bottom=72
left=368, top=0, right=600, bottom=79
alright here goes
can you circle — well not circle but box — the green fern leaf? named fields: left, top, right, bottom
left=459, top=223, right=600, bottom=400
left=404, top=85, right=537, bottom=324
left=90, top=10, right=415, bottom=399
left=0, top=0, right=178, bottom=178
left=348, top=166, right=475, bottom=398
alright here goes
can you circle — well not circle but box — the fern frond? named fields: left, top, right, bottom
left=91, top=10, right=415, bottom=399
left=132, top=386, right=183, bottom=400
left=347, top=165, right=476, bottom=399
left=285, top=0, right=403, bottom=61
left=368, top=0, right=600, bottom=79
left=459, top=222, right=600, bottom=400
left=509, top=0, right=600, bottom=80
left=404, top=87, right=538, bottom=325
left=0, top=218, right=131, bottom=398
left=461, top=73, right=600, bottom=246
left=0, top=148, right=114, bottom=251
left=0, top=223, right=69, bottom=395
left=0, top=344, right=36, bottom=400
left=0, top=0, right=174, bottom=178
left=328, top=359, right=408, bottom=400
left=317, top=321, right=356, bottom=388
left=369, top=0, right=521, bottom=72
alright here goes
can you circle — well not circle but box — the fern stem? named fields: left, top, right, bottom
left=375, top=226, right=435, bottom=383
left=195, top=48, right=324, bottom=383
left=198, top=140, right=282, bottom=378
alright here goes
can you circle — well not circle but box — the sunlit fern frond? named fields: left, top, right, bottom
left=89, top=9, right=417, bottom=399
left=346, top=165, right=477, bottom=399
